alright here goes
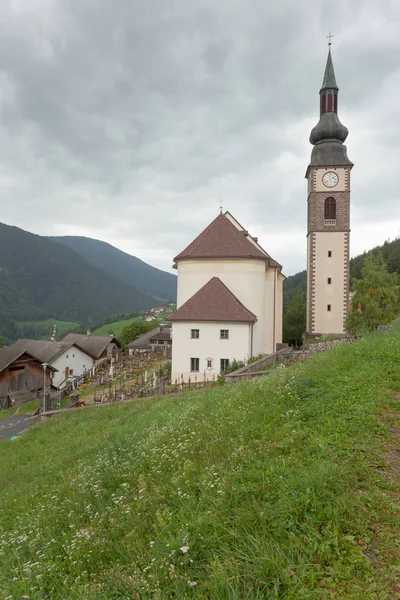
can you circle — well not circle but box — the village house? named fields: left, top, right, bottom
left=10, top=338, right=96, bottom=389
left=62, top=332, right=120, bottom=364
left=0, top=347, right=57, bottom=409
left=168, top=211, right=285, bottom=382
left=128, top=325, right=172, bottom=356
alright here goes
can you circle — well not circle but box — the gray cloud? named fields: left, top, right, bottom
left=0, top=0, right=399, bottom=276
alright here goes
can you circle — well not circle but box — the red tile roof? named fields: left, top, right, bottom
left=174, top=212, right=281, bottom=268
left=167, top=277, right=257, bottom=323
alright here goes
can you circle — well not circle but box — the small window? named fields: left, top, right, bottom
left=69, top=369, right=74, bottom=376
left=190, top=358, right=199, bottom=372
left=220, top=358, right=230, bottom=372
left=66, top=355, right=69, bottom=359
left=327, top=277, right=332, bottom=284
left=191, top=329, right=199, bottom=339
left=328, top=250, right=332, bottom=258
left=9, top=366, right=25, bottom=372
left=207, top=359, right=212, bottom=368
left=220, top=329, right=229, bottom=340
left=72, top=354, right=75, bottom=358
left=327, top=305, right=331, bottom=312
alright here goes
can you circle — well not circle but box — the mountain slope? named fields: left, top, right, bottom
left=0, top=223, right=158, bottom=327
left=51, top=236, right=177, bottom=302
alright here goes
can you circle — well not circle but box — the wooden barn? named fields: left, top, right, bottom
left=0, top=348, right=57, bottom=409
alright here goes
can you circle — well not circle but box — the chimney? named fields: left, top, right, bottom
left=87, top=329, right=91, bottom=336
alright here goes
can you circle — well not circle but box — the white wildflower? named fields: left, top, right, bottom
left=180, top=545, right=189, bottom=553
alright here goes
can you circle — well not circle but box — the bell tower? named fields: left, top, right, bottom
left=306, top=46, right=353, bottom=337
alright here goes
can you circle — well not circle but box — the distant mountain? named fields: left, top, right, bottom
left=51, top=236, right=177, bottom=302
left=0, top=223, right=159, bottom=340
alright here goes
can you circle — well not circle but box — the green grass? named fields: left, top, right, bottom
left=391, top=317, right=400, bottom=332
left=16, top=318, right=80, bottom=339
left=0, top=332, right=399, bottom=598
left=92, top=316, right=142, bottom=337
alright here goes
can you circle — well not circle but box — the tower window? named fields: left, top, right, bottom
left=321, top=94, right=326, bottom=114
left=324, top=197, right=336, bottom=220
left=328, top=250, right=332, bottom=257
left=327, top=304, right=331, bottom=312
left=327, top=93, right=333, bottom=112
left=327, top=277, right=332, bottom=284
left=334, top=93, right=338, bottom=113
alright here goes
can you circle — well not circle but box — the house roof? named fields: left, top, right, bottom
left=128, top=327, right=159, bottom=349
left=167, top=277, right=257, bottom=323
left=0, top=347, right=58, bottom=374
left=173, top=211, right=282, bottom=268
left=9, top=339, right=92, bottom=364
left=149, top=328, right=172, bottom=342
left=62, top=333, right=120, bottom=358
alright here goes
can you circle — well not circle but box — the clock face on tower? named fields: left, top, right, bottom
left=323, top=171, right=339, bottom=188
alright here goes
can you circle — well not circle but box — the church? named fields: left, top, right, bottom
left=168, top=211, right=285, bottom=382
left=168, top=44, right=352, bottom=381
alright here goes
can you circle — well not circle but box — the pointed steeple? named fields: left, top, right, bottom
left=320, top=49, right=338, bottom=91
left=307, top=47, right=353, bottom=170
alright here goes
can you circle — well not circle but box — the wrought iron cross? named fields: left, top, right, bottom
left=326, top=31, right=334, bottom=46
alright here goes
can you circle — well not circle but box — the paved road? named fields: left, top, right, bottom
left=0, top=415, right=38, bottom=441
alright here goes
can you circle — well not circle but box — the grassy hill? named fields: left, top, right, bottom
left=0, top=222, right=160, bottom=341
left=52, top=235, right=177, bottom=302
left=15, top=318, right=80, bottom=340
left=1, top=331, right=399, bottom=598
left=92, top=315, right=142, bottom=337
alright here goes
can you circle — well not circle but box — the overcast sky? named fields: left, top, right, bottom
left=0, top=0, right=399, bottom=276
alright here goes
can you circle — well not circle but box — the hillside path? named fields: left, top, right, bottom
left=0, top=415, right=38, bottom=441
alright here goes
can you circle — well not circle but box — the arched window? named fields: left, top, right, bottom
left=324, top=197, right=336, bottom=220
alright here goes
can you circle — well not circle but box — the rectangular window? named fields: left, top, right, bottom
left=190, top=358, right=199, bottom=372
left=328, top=251, right=332, bottom=258
left=69, top=369, right=74, bottom=376
left=220, top=358, right=230, bottom=372
left=220, top=329, right=229, bottom=339
left=327, top=304, right=331, bottom=312
left=327, top=277, right=332, bottom=284
left=191, top=329, right=199, bottom=339
left=207, top=359, right=212, bottom=369
left=9, top=366, right=25, bottom=372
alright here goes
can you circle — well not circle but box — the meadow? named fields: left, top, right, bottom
left=92, top=316, right=142, bottom=337
left=15, top=318, right=80, bottom=339
left=0, top=330, right=399, bottom=598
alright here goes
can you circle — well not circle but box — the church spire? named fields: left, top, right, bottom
left=307, top=47, right=353, bottom=169
left=321, top=48, right=338, bottom=92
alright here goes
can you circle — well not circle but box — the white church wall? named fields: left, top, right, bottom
left=171, top=321, right=251, bottom=383
left=313, top=231, right=346, bottom=334
left=275, top=272, right=284, bottom=346
left=263, top=269, right=275, bottom=354
left=176, top=258, right=267, bottom=355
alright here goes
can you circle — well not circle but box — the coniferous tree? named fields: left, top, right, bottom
left=345, top=252, right=399, bottom=335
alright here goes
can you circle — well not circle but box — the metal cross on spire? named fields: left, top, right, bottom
left=326, top=31, right=334, bottom=46
left=219, top=199, right=223, bottom=214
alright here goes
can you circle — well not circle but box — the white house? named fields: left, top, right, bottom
left=168, top=211, right=285, bottom=382
left=9, top=339, right=96, bottom=389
